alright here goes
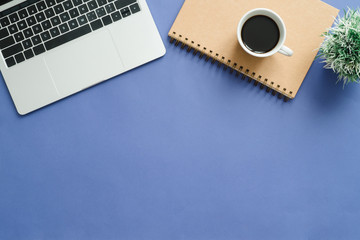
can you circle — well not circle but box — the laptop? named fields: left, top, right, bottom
left=0, top=0, right=165, bottom=115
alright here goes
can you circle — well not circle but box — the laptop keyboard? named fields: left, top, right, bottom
left=0, top=0, right=141, bottom=68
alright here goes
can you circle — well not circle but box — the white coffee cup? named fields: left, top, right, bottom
left=237, top=8, right=293, bottom=58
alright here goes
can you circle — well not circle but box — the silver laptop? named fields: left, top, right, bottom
left=0, top=0, right=165, bottom=115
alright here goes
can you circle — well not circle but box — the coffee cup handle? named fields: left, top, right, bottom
left=278, top=45, right=293, bottom=57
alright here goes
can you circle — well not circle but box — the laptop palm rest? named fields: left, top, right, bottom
left=45, top=30, right=124, bottom=97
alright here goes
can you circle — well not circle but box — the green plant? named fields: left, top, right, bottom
left=318, top=8, right=360, bottom=85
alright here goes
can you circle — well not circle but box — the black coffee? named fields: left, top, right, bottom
left=241, top=15, right=280, bottom=54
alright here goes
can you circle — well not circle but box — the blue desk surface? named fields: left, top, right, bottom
left=1, top=0, right=360, bottom=239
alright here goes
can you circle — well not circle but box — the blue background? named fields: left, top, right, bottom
left=1, top=0, right=360, bottom=239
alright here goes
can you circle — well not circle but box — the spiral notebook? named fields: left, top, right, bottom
left=168, top=0, right=339, bottom=100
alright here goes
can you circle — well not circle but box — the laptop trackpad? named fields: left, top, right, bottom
left=45, top=30, right=124, bottom=96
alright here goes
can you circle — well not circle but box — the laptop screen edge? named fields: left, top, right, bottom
left=0, top=0, right=27, bottom=12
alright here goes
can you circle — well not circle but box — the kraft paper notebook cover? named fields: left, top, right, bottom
left=168, top=0, right=339, bottom=100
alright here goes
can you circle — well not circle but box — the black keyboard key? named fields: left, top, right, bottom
left=54, top=4, right=65, bottom=14
left=23, top=28, right=34, bottom=38
left=2, top=43, right=23, bottom=58
left=27, top=5, right=37, bottom=15
left=9, top=13, right=19, bottom=23
left=8, top=24, right=18, bottom=34
left=50, top=16, right=61, bottom=26
left=7, top=13, right=19, bottom=26
left=18, top=9, right=28, bottom=19
left=105, top=3, right=115, bottom=13
left=68, top=19, right=78, bottom=29
left=33, top=43, right=45, bottom=55
left=114, top=0, right=135, bottom=10
left=37, top=1, right=47, bottom=11
left=35, top=12, right=46, bottom=22
left=96, top=7, right=106, bottom=17
left=120, top=7, right=130, bottom=18
left=5, top=57, right=16, bottom=67
left=0, top=36, right=15, bottom=49
left=78, top=4, right=89, bottom=14
left=24, top=49, right=34, bottom=59
left=32, top=24, right=42, bottom=34
left=41, top=20, right=52, bottom=30
left=111, top=11, right=121, bottom=21
left=87, top=0, right=97, bottom=10
left=26, top=16, right=36, bottom=26
left=0, top=17, right=10, bottom=27
left=86, top=11, right=96, bottom=21
left=46, top=0, right=56, bottom=7
left=96, top=0, right=106, bottom=6
left=69, top=8, right=79, bottom=18
left=63, top=0, right=73, bottom=10
left=101, top=15, right=112, bottom=26
left=56, top=0, right=66, bottom=3
left=22, top=39, right=33, bottom=49
left=77, top=15, right=88, bottom=25
left=72, top=0, right=82, bottom=6
left=40, top=31, right=51, bottom=41
left=45, top=24, right=91, bottom=50
left=44, top=8, right=55, bottom=18
left=90, top=19, right=102, bottom=30
left=17, top=20, right=27, bottom=30
left=31, top=35, right=42, bottom=45
left=59, top=23, right=69, bottom=33
left=14, top=32, right=24, bottom=42
left=49, top=27, right=60, bottom=37
left=129, top=3, right=140, bottom=13
left=0, top=28, right=9, bottom=39
left=14, top=52, right=25, bottom=63
left=60, top=12, right=70, bottom=22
